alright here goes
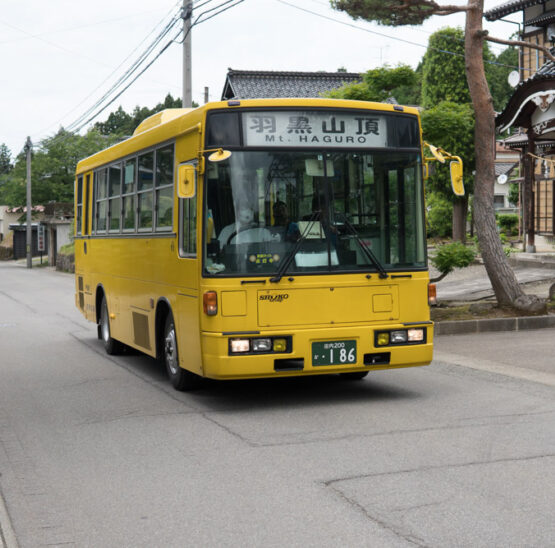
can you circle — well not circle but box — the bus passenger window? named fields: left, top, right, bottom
left=108, top=164, right=122, bottom=232
left=122, top=158, right=136, bottom=231
left=95, top=168, right=108, bottom=233
left=138, top=192, right=153, bottom=230
left=155, top=145, right=174, bottom=231
left=181, top=195, right=197, bottom=256
left=138, top=151, right=154, bottom=231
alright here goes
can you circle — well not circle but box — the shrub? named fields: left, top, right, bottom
left=426, top=192, right=452, bottom=238
left=430, top=241, right=476, bottom=282
left=496, top=213, right=519, bottom=236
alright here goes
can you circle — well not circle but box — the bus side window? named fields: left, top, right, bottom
left=138, top=151, right=154, bottom=231
left=83, top=174, right=90, bottom=235
left=181, top=195, right=197, bottom=256
left=155, top=145, right=174, bottom=231
left=180, top=161, right=197, bottom=257
left=95, top=168, right=108, bottom=233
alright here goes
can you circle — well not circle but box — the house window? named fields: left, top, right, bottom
left=494, top=195, right=506, bottom=209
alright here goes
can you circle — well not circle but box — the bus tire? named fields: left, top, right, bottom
left=163, top=314, right=202, bottom=391
left=99, top=295, right=124, bottom=355
left=339, top=371, right=369, bottom=381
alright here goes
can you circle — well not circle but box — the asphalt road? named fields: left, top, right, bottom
left=0, top=262, right=554, bottom=547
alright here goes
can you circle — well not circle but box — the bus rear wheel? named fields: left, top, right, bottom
left=100, top=295, right=124, bottom=355
left=163, top=314, right=202, bottom=391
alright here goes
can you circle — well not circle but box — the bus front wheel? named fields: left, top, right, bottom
left=100, top=295, right=124, bottom=355
left=339, top=371, right=369, bottom=381
left=163, top=314, right=201, bottom=391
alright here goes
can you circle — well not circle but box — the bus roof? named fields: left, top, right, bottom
left=75, top=98, right=421, bottom=174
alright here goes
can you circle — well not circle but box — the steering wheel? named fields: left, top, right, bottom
left=226, top=224, right=257, bottom=245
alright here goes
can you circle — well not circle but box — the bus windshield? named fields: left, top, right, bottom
left=204, top=150, right=426, bottom=277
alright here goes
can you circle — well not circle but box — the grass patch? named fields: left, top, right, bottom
left=59, top=242, right=74, bottom=255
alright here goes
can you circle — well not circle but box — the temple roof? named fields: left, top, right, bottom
left=221, top=69, right=362, bottom=100
left=485, top=0, right=546, bottom=21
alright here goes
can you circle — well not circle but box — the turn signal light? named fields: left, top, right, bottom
left=428, top=283, right=437, bottom=306
left=203, top=291, right=218, bottom=316
left=376, top=333, right=390, bottom=346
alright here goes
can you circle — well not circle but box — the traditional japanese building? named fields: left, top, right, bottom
left=486, top=0, right=555, bottom=251
left=221, top=69, right=362, bottom=100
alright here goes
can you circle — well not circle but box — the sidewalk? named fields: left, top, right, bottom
left=434, top=252, right=555, bottom=336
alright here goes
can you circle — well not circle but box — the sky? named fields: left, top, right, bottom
left=1, top=0, right=521, bottom=158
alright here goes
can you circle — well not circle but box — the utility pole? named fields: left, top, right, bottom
left=182, top=1, right=193, bottom=108
left=204, top=86, right=209, bottom=104
left=24, top=137, right=32, bottom=269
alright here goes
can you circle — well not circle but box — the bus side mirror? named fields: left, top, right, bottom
left=450, top=158, right=464, bottom=196
left=177, top=164, right=196, bottom=198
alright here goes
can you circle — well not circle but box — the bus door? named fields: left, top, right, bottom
left=76, top=171, right=94, bottom=320
left=175, top=160, right=202, bottom=375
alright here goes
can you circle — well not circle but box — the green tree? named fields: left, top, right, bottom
left=421, top=101, right=475, bottom=242
left=0, top=144, right=12, bottom=174
left=93, top=106, right=134, bottom=136
left=94, top=93, right=194, bottom=136
left=0, top=129, right=119, bottom=207
left=327, top=64, right=420, bottom=104
left=331, top=0, right=547, bottom=313
left=421, top=27, right=469, bottom=108
left=487, top=46, right=519, bottom=112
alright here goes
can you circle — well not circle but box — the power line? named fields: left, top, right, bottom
left=43, top=0, right=245, bottom=140
left=33, top=1, right=183, bottom=137
left=194, top=0, right=245, bottom=26
left=65, top=10, right=182, bottom=132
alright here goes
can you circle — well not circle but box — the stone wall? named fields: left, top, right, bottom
left=56, top=252, right=75, bottom=273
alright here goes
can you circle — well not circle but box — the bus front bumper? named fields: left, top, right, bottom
left=200, top=324, right=433, bottom=380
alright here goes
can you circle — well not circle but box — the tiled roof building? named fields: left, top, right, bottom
left=221, top=69, right=362, bottom=100
left=489, top=0, right=555, bottom=248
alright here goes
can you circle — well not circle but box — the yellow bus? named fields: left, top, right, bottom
left=75, top=98, right=439, bottom=390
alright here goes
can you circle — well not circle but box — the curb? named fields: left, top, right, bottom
left=508, top=256, right=555, bottom=270
left=436, top=314, right=555, bottom=336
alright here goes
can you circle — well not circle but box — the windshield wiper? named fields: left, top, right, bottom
left=336, top=213, right=389, bottom=279
left=269, top=211, right=319, bottom=283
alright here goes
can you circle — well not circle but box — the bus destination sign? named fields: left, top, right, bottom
left=242, top=111, right=387, bottom=148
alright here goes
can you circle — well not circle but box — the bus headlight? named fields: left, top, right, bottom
left=375, top=328, right=426, bottom=347
left=252, top=338, right=272, bottom=352
left=408, top=328, right=425, bottom=342
left=230, top=339, right=250, bottom=353
left=228, top=336, right=291, bottom=355
left=390, top=330, right=408, bottom=343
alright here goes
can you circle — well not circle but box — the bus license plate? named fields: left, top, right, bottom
left=312, top=340, right=357, bottom=366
